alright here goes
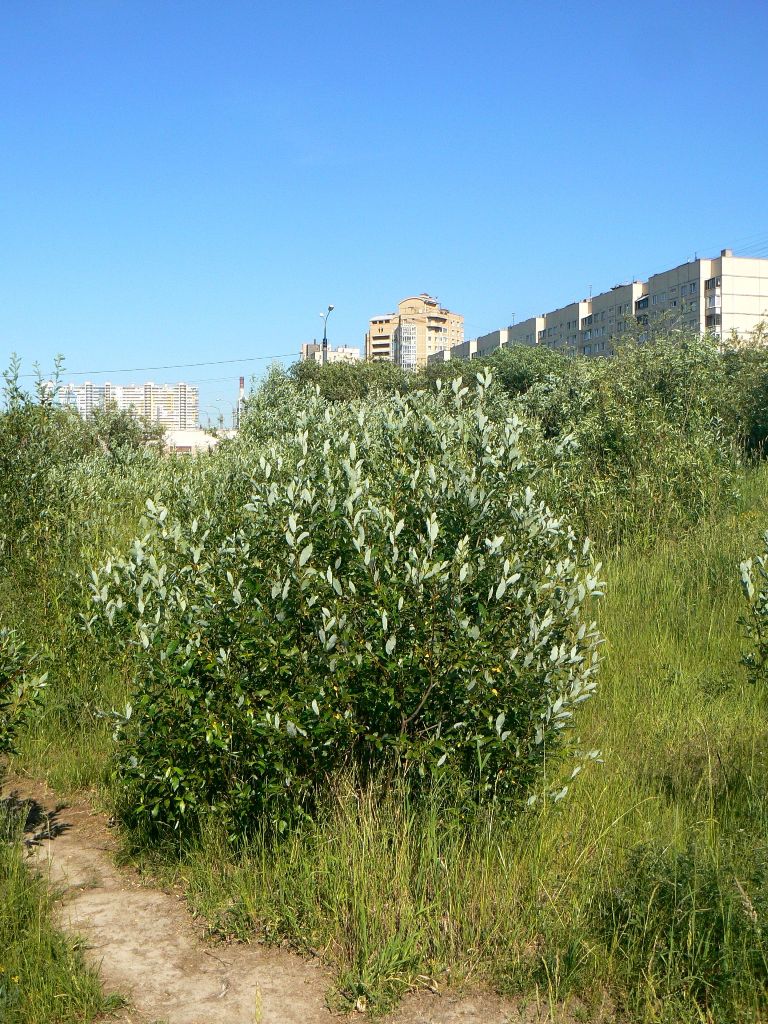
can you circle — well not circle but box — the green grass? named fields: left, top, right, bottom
left=5, top=465, right=768, bottom=1021
left=0, top=801, right=118, bottom=1024
left=146, top=465, right=768, bottom=1020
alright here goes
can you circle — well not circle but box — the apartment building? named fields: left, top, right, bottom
left=300, top=342, right=361, bottom=364
left=538, top=300, right=591, bottom=354
left=640, top=250, right=768, bottom=342
left=59, top=381, right=199, bottom=429
left=365, top=294, right=463, bottom=369
left=509, top=316, right=546, bottom=349
left=580, top=281, right=646, bottom=356
left=429, top=249, right=768, bottom=364
left=432, top=318, right=547, bottom=362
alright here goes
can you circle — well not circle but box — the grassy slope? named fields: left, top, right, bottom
left=168, top=466, right=768, bottom=1020
left=4, top=466, right=768, bottom=1021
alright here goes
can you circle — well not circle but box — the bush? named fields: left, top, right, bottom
left=520, top=333, right=736, bottom=544
left=0, top=357, right=162, bottom=569
left=286, top=334, right=739, bottom=547
left=92, top=372, right=603, bottom=840
left=0, top=626, right=46, bottom=763
left=722, top=324, right=768, bottom=456
left=287, top=358, right=411, bottom=401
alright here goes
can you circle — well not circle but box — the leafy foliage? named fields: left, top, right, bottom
left=92, top=372, right=603, bottom=839
left=0, top=626, right=46, bottom=762
left=284, top=332, right=740, bottom=546
left=518, top=333, right=736, bottom=544
left=0, top=356, right=162, bottom=567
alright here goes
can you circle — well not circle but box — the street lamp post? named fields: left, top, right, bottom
left=320, top=304, right=335, bottom=366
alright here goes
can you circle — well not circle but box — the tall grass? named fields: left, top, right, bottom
left=155, top=466, right=768, bottom=1021
left=0, top=802, right=115, bottom=1024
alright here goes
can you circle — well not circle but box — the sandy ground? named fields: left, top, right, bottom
left=2, top=777, right=607, bottom=1024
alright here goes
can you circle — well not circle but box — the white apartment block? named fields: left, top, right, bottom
left=300, top=342, right=362, bottom=364
left=430, top=249, right=768, bottom=364
left=59, top=381, right=199, bottom=429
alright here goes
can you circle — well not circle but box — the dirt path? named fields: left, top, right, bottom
left=3, top=778, right=586, bottom=1024
left=5, top=777, right=334, bottom=1024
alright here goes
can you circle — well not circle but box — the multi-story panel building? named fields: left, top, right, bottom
left=580, top=281, right=646, bottom=356
left=300, top=343, right=361, bottom=364
left=365, top=295, right=463, bottom=369
left=538, top=300, right=590, bottom=354
left=59, top=381, right=199, bottom=429
left=431, top=338, right=478, bottom=362
left=641, top=250, right=768, bottom=343
left=508, top=316, right=546, bottom=348
left=432, top=249, right=768, bottom=364
left=476, top=329, right=509, bottom=357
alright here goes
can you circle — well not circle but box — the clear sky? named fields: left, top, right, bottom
left=2, top=0, right=768, bottom=423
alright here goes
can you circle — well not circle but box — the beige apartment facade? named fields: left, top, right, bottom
left=508, top=316, right=546, bottom=348
left=429, top=249, right=768, bottom=365
left=538, top=300, right=590, bottom=354
left=431, top=337, right=478, bottom=362
left=640, top=250, right=768, bottom=343
left=579, top=281, right=646, bottom=356
left=476, top=328, right=510, bottom=357
left=365, top=294, right=463, bottom=369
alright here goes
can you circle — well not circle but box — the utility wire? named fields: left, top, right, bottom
left=20, top=351, right=296, bottom=378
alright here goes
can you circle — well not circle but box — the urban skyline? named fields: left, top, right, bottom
left=59, top=380, right=199, bottom=430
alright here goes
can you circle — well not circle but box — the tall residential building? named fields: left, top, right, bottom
left=429, top=249, right=768, bottom=364
left=59, top=381, right=199, bottom=429
left=365, top=294, right=464, bottom=369
left=300, top=342, right=362, bottom=364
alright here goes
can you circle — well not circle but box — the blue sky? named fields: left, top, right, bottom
left=2, top=0, right=768, bottom=422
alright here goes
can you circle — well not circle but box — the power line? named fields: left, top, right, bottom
left=690, top=228, right=768, bottom=261
left=20, top=351, right=296, bottom=378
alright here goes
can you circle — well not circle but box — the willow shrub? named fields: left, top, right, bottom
left=520, top=332, right=736, bottom=545
left=91, top=372, right=602, bottom=840
left=0, top=625, right=47, bottom=763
